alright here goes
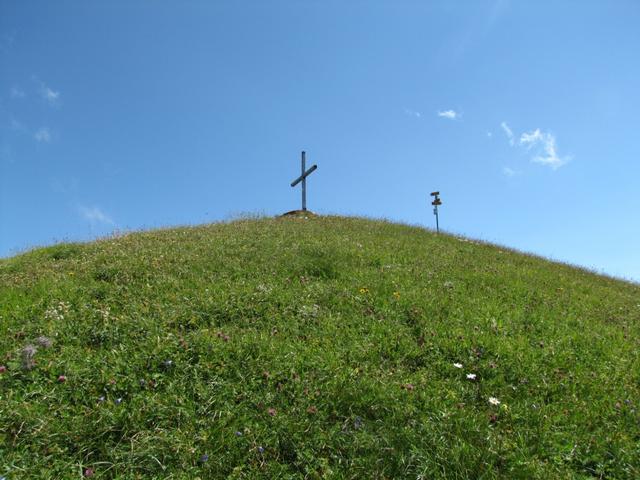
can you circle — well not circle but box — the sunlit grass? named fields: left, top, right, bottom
left=1, top=216, right=638, bottom=478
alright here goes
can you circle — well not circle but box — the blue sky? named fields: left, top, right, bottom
left=1, top=1, right=639, bottom=282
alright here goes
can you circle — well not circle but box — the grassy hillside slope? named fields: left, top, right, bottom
left=1, top=216, right=639, bottom=479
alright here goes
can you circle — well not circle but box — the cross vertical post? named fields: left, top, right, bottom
left=301, top=151, right=307, bottom=211
left=290, top=151, right=318, bottom=211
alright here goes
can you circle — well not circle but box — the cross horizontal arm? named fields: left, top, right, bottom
left=290, top=164, right=318, bottom=187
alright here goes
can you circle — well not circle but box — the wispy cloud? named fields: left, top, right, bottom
left=34, top=127, right=51, bottom=143
left=519, top=129, right=570, bottom=170
left=500, top=121, right=514, bottom=145
left=34, top=79, right=60, bottom=105
left=437, top=109, right=460, bottom=120
left=79, top=206, right=114, bottom=226
left=40, top=86, right=60, bottom=104
left=10, top=86, right=25, bottom=98
left=502, top=166, right=518, bottom=177
left=404, top=108, right=422, bottom=118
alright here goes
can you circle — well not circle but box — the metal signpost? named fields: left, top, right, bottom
left=290, top=151, right=318, bottom=211
left=430, top=191, right=442, bottom=233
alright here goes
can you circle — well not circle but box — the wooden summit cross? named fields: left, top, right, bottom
left=290, top=151, right=318, bottom=211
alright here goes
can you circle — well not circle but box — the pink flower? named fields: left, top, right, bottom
left=57, top=375, right=67, bottom=383
left=0, top=365, right=6, bottom=373
left=267, top=407, right=277, bottom=417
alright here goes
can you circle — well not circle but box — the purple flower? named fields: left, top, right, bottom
left=199, top=454, right=209, bottom=463
left=235, top=431, right=242, bottom=436
left=258, top=446, right=265, bottom=454
left=115, top=397, right=122, bottom=405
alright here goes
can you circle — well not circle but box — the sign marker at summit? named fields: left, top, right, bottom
left=430, top=191, right=442, bottom=233
left=290, top=151, right=318, bottom=211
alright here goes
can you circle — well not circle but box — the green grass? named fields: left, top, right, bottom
left=1, top=216, right=639, bottom=479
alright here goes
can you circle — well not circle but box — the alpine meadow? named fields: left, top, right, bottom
left=1, top=216, right=639, bottom=479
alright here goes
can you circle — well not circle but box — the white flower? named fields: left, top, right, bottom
left=453, top=363, right=463, bottom=369
left=488, top=397, right=501, bottom=406
left=466, top=373, right=476, bottom=380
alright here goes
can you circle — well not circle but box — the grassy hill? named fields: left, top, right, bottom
left=1, top=216, right=638, bottom=479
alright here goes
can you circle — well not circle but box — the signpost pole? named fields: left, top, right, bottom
left=430, top=191, right=442, bottom=234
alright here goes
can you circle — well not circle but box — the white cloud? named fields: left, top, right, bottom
left=500, top=121, right=514, bottom=145
left=519, top=129, right=570, bottom=170
left=438, top=109, right=459, bottom=120
left=499, top=122, right=571, bottom=171
left=502, top=166, right=518, bottom=177
left=42, top=86, right=59, bottom=103
left=486, top=131, right=492, bottom=138
left=404, top=108, right=422, bottom=118
left=10, top=87, right=25, bottom=98
left=36, top=81, right=60, bottom=105
left=79, top=206, right=114, bottom=226
left=519, top=128, right=544, bottom=148
left=34, top=127, right=51, bottom=142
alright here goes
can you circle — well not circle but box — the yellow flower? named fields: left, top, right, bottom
left=359, top=287, right=369, bottom=294
left=393, top=291, right=400, bottom=299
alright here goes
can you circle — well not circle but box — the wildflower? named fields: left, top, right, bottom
left=199, top=454, right=209, bottom=463
left=35, top=336, right=53, bottom=348
left=453, top=363, right=463, bottom=369
left=258, top=446, right=265, bottom=454
left=403, top=383, right=415, bottom=391
left=97, top=396, right=105, bottom=403
left=21, top=344, right=37, bottom=370
left=267, top=407, right=277, bottom=417
left=57, top=375, right=67, bottom=383
left=139, top=379, right=146, bottom=387
left=488, top=413, right=498, bottom=424
left=307, top=405, right=318, bottom=414
left=466, top=373, right=476, bottom=380
left=84, top=468, right=95, bottom=477
left=162, top=359, right=173, bottom=368
left=488, top=397, right=501, bottom=406
left=359, top=287, right=369, bottom=294
left=235, top=431, right=243, bottom=436
left=393, top=291, right=400, bottom=299
left=115, top=398, right=122, bottom=405
left=0, top=365, right=6, bottom=373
